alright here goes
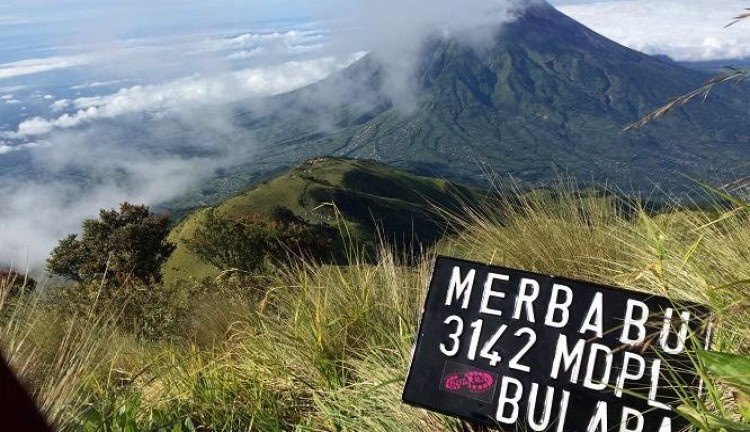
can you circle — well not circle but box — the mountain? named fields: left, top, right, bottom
left=680, top=58, right=750, bottom=74
left=169, top=2, right=750, bottom=213
left=164, top=158, right=488, bottom=282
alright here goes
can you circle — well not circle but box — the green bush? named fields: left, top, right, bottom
left=185, top=208, right=334, bottom=276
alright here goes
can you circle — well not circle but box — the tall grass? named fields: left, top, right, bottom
left=233, top=252, right=457, bottom=431
left=0, top=279, right=128, bottom=430
left=2, top=186, right=749, bottom=430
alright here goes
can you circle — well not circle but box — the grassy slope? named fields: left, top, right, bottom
left=4, top=188, right=749, bottom=431
left=163, top=157, right=489, bottom=285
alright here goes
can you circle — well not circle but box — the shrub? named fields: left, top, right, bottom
left=0, top=269, right=36, bottom=299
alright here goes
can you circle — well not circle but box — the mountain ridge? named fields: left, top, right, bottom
left=170, top=1, right=750, bottom=213
left=164, top=157, right=490, bottom=282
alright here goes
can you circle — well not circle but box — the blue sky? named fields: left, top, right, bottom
left=2, top=0, right=748, bottom=67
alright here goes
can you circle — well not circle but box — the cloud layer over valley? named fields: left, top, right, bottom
left=0, top=21, right=361, bottom=269
left=6, top=53, right=363, bottom=138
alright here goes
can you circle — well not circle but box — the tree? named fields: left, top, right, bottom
left=47, top=203, right=175, bottom=287
left=185, top=207, right=333, bottom=275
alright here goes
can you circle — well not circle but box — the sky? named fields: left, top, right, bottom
left=558, top=0, right=750, bottom=61
left=1, top=0, right=749, bottom=270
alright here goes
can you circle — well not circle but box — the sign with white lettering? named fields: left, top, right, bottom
left=402, top=256, right=712, bottom=432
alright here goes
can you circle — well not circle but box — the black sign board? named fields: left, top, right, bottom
left=403, top=256, right=712, bottom=432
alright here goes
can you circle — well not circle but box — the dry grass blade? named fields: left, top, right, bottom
left=628, top=6, right=750, bottom=130
left=624, top=69, right=749, bottom=130
left=726, top=8, right=750, bottom=27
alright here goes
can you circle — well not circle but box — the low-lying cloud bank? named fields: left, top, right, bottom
left=0, top=51, right=366, bottom=269
left=0, top=112, right=241, bottom=269
left=6, top=53, right=363, bottom=139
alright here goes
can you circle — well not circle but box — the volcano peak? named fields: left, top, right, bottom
left=228, top=2, right=750, bottom=199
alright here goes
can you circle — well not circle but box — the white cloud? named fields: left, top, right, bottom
left=0, top=141, right=46, bottom=154
left=0, top=113, right=250, bottom=268
left=185, top=29, right=329, bottom=62
left=201, top=30, right=324, bottom=52
left=49, top=99, right=70, bottom=111
left=71, top=79, right=125, bottom=90
left=0, top=85, right=27, bottom=93
left=0, top=26, right=329, bottom=83
left=8, top=52, right=364, bottom=138
left=0, top=54, right=93, bottom=80
left=0, top=100, right=276, bottom=269
left=225, top=42, right=325, bottom=60
left=558, top=0, right=750, bottom=61
left=0, top=180, right=152, bottom=269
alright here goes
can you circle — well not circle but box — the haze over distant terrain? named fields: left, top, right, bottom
left=0, top=0, right=749, bottom=268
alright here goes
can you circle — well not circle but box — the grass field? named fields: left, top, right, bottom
left=2, top=184, right=749, bottom=431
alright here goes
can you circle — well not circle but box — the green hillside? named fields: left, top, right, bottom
left=164, top=157, right=488, bottom=283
